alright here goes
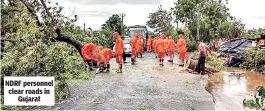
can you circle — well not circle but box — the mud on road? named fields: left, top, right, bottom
left=49, top=53, right=233, bottom=110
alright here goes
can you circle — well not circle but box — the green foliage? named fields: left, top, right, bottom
left=172, top=0, right=245, bottom=41
left=146, top=5, right=173, bottom=33
left=139, top=106, right=152, bottom=110
left=241, top=49, right=265, bottom=74
left=186, top=37, right=197, bottom=52
left=101, top=14, right=126, bottom=35
left=243, top=85, right=265, bottom=110
left=0, top=1, right=92, bottom=110
left=206, top=55, right=224, bottom=70
left=90, top=27, right=114, bottom=48
left=242, top=28, right=265, bottom=38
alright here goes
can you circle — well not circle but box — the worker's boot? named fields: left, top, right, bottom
left=99, top=63, right=105, bottom=72
left=103, top=63, right=110, bottom=73
left=159, top=59, right=162, bottom=66
left=88, top=63, right=94, bottom=71
left=116, top=64, right=122, bottom=73
left=131, top=58, right=135, bottom=65
left=134, top=57, right=137, bottom=62
left=161, top=59, right=164, bottom=66
left=140, top=53, right=143, bottom=58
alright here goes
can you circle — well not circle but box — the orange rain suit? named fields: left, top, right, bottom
left=168, top=36, right=175, bottom=57
left=164, top=37, right=169, bottom=52
left=81, top=43, right=96, bottom=60
left=152, top=37, right=158, bottom=54
left=137, top=36, right=144, bottom=53
left=156, top=35, right=166, bottom=59
left=113, top=32, right=124, bottom=64
left=91, top=50, right=107, bottom=66
left=147, top=36, right=152, bottom=52
left=176, top=34, right=187, bottom=60
left=130, top=33, right=139, bottom=57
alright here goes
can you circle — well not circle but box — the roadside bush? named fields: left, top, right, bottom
left=241, top=49, right=265, bottom=74
left=206, top=55, right=225, bottom=70
left=186, top=37, right=197, bottom=52
left=243, top=85, right=265, bottom=110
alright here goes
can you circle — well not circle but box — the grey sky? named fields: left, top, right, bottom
left=56, top=0, right=265, bottom=31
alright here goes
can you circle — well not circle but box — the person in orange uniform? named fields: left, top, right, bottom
left=152, top=37, right=158, bottom=58
left=147, top=36, right=152, bottom=52
left=137, top=36, right=144, bottom=58
left=91, top=50, right=107, bottom=73
left=167, top=36, right=175, bottom=63
left=102, top=48, right=112, bottom=72
left=81, top=43, right=96, bottom=71
left=176, top=34, right=187, bottom=66
left=156, top=34, right=166, bottom=66
left=164, top=36, right=170, bottom=55
left=112, top=32, right=124, bottom=73
left=130, top=33, right=139, bottom=65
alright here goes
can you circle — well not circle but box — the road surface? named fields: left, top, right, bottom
left=49, top=52, right=239, bottom=110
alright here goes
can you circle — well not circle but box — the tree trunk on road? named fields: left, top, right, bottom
left=188, top=59, right=219, bottom=74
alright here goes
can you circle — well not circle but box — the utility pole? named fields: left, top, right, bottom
left=196, top=4, right=200, bottom=40
left=119, top=13, right=126, bottom=36
left=83, top=23, right=86, bottom=32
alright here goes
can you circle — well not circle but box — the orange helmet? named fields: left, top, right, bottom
left=112, top=32, right=119, bottom=39
left=135, top=33, right=139, bottom=38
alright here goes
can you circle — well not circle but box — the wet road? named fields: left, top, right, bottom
left=52, top=53, right=215, bottom=110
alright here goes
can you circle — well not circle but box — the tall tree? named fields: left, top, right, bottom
left=101, top=14, right=125, bottom=35
left=172, top=0, right=240, bottom=41
left=146, top=5, right=173, bottom=33
left=0, top=0, right=91, bottom=79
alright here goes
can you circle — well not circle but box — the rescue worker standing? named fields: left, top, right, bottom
left=164, top=36, right=169, bottom=55
left=112, top=32, right=124, bottom=73
left=152, top=37, right=158, bottom=58
left=156, top=34, right=166, bottom=66
left=147, top=35, right=152, bottom=52
left=81, top=43, right=96, bottom=71
left=176, top=34, right=187, bottom=66
left=197, top=40, right=211, bottom=75
left=121, top=37, right=126, bottom=63
left=137, top=36, right=144, bottom=58
left=130, top=33, right=139, bottom=65
left=167, top=36, right=175, bottom=62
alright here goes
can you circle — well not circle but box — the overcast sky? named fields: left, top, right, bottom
left=55, top=0, right=265, bottom=31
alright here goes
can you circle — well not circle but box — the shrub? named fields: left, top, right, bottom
left=241, top=49, right=265, bottom=74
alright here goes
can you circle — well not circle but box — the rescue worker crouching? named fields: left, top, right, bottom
left=90, top=51, right=108, bottom=73
left=81, top=43, right=96, bottom=71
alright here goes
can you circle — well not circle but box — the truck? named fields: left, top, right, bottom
left=112, top=25, right=149, bottom=57
left=127, top=25, right=148, bottom=51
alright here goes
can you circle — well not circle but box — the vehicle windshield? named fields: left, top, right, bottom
left=124, top=38, right=130, bottom=44
left=129, top=28, right=146, bottom=39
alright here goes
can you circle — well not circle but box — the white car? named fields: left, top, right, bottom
left=113, top=36, right=132, bottom=57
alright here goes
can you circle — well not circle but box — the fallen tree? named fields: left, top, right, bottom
left=187, top=59, right=220, bottom=74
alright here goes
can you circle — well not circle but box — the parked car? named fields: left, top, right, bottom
left=112, top=36, right=132, bottom=57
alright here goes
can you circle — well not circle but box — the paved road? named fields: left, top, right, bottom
left=52, top=53, right=216, bottom=110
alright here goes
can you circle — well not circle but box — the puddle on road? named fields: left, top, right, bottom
left=205, top=68, right=265, bottom=109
